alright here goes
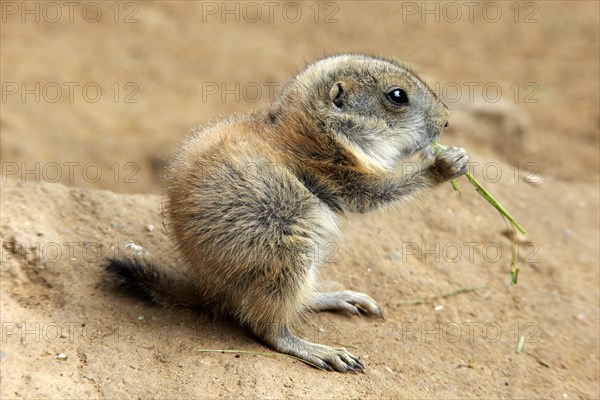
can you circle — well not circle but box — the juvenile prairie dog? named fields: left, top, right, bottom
left=107, top=54, right=469, bottom=372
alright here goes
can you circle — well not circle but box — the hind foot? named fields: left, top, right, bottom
left=263, top=326, right=364, bottom=372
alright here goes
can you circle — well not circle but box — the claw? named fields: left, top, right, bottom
left=322, top=363, right=333, bottom=372
left=352, top=356, right=365, bottom=370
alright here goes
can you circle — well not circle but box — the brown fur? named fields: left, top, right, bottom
left=107, top=54, right=469, bottom=372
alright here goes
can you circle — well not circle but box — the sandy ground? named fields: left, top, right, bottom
left=1, top=1, right=599, bottom=398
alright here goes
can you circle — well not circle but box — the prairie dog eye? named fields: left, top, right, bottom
left=386, top=88, right=409, bottom=105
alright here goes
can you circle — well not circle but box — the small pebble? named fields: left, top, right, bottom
left=145, top=224, right=155, bottom=232
left=434, top=305, right=444, bottom=311
left=386, top=252, right=400, bottom=262
left=125, top=242, right=145, bottom=255
left=563, top=229, right=573, bottom=238
left=55, top=353, right=68, bottom=361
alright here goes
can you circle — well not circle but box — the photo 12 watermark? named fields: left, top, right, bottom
left=199, top=1, right=340, bottom=23
left=1, top=321, right=141, bottom=345
left=1, top=82, right=140, bottom=104
left=398, top=240, right=539, bottom=264
left=1, top=1, right=140, bottom=23
left=1, top=161, right=140, bottom=185
left=396, top=321, right=541, bottom=344
left=196, top=80, right=541, bottom=107
left=399, top=1, right=540, bottom=24
left=1, top=240, right=144, bottom=265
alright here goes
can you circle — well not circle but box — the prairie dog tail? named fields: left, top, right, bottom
left=106, top=257, right=201, bottom=309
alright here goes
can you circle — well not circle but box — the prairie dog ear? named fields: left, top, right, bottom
left=329, top=81, right=347, bottom=109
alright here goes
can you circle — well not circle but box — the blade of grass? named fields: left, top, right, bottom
left=389, top=286, right=482, bottom=308
left=197, top=349, right=327, bottom=370
left=515, top=335, right=525, bottom=353
left=502, top=215, right=520, bottom=285
left=464, top=172, right=526, bottom=235
left=534, top=353, right=550, bottom=368
left=431, top=142, right=526, bottom=285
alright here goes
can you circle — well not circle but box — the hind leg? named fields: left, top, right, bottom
left=238, top=266, right=365, bottom=372
left=258, top=324, right=364, bottom=372
left=309, top=291, right=384, bottom=317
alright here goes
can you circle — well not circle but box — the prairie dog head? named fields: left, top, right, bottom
left=273, top=54, right=449, bottom=171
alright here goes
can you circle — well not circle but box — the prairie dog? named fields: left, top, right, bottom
left=107, top=54, right=469, bottom=372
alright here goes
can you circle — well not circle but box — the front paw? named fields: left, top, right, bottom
left=433, top=146, right=469, bottom=183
